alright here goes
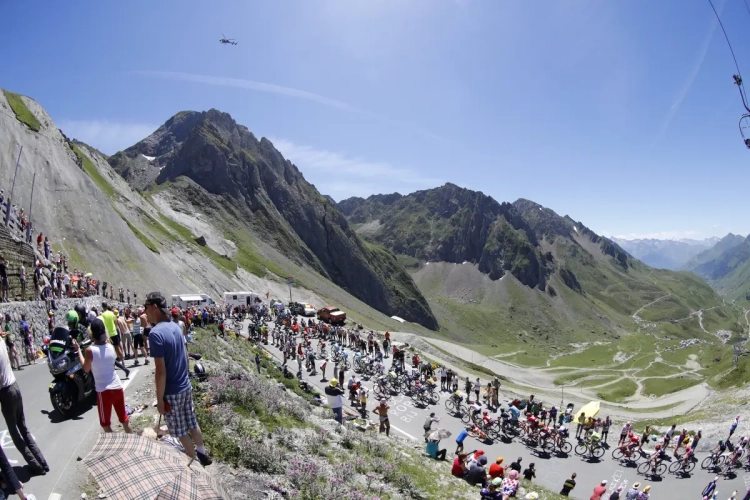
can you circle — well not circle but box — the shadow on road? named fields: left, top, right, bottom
left=12, top=465, right=32, bottom=484
left=41, top=405, right=92, bottom=424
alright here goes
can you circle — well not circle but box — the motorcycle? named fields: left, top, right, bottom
left=48, top=327, right=95, bottom=418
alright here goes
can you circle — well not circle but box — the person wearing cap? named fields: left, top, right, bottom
left=479, top=477, right=503, bottom=499
left=591, top=480, right=608, bottom=500
left=373, top=398, right=391, bottom=436
left=560, top=472, right=577, bottom=496
left=638, top=485, right=650, bottom=499
left=98, top=303, right=129, bottom=378
left=324, top=379, right=344, bottom=424
left=501, top=469, right=519, bottom=497
left=145, top=292, right=211, bottom=466
left=608, top=485, right=623, bottom=500
left=171, top=308, right=187, bottom=338
left=489, top=456, right=504, bottom=479
left=73, top=319, right=133, bottom=435
left=466, top=454, right=489, bottom=487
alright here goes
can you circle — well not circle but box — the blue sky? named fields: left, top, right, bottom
left=2, top=0, right=750, bottom=240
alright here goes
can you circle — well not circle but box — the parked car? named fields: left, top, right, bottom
left=289, top=302, right=306, bottom=315
left=317, top=306, right=347, bottom=325
left=303, top=303, right=316, bottom=316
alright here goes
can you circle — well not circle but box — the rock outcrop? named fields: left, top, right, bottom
left=0, top=90, right=189, bottom=296
left=108, top=110, right=438, bottom=329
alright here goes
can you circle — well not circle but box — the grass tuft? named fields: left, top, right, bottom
left=3, top=90, right=40, bottom=131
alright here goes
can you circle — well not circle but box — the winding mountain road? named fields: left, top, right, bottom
left=245, top=320, right=750, bottom=500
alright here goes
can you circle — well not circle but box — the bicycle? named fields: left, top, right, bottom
left=574, top=438, right=605, bottom=460
left=444, top=393, right=465, bottom=414
left=700, top=452, right=726, bottom=471
left=637, top=459, right=667, bottom=478
left=552, top=433, right=572, bottom=454
left=668, top=456, right=696, bottom=475
left=612, top=444, right=643, bottom=463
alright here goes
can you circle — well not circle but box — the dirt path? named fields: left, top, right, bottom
left=632, top=293, right=670, bottom=322
left=388, top=332, right=712, bottom=420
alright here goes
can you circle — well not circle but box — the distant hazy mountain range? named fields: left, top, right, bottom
left=611, top=237, right=722, bottom=270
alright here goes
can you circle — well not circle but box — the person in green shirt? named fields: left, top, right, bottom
left=98, top=303, right=129, bottom=378
left=576, top=412, right=586, bottom=439
left=1, top=314, right=20, bottom=370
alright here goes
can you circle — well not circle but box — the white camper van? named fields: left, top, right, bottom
left=223, top=291, right=261, bottom=308
left=171, top=294, right=214, bottom=310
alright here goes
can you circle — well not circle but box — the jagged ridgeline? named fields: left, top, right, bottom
left=338, top=184, right=741, bottom=349
left=107, top=110, right=438, bottom=329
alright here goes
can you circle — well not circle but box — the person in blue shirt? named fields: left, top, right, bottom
left=426, top=438, right=447, bottom=461
left=145, top=292, right=212, bottom=466
left=456, top=426, right=470, bottom=454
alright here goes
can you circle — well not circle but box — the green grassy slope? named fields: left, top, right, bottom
left=345, top=186, right=745, bottom=383
left=2, top=90, right=40, bottom=131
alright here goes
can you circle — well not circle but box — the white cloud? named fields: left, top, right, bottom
left=57, top=120, right=158, bottom=155
left=132, top=71, right=355, bottom=111
left=269, top=138, right=441, bottom=200
left=653, top=0, right=724, bottom=144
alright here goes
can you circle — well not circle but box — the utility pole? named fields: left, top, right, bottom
left=5, top=145, right=23, bottom=228
left=26, top=171, right=36, bottom=243
left=561, top=384, right=564, bottom=408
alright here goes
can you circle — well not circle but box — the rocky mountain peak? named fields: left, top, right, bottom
left=107, top=108, right=438, bottom=329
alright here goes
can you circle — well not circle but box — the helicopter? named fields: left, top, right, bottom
left=219, top=34, right=237, bottom=46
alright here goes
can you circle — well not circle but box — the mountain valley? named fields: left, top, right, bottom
left=4, top=87, right=750, bottom=404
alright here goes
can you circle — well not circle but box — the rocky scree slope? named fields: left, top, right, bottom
left=0, top=89, right=188, bottom=295
left=107, top=110, right=437, bottom=329
left=339, top=184, right=738, bottom=347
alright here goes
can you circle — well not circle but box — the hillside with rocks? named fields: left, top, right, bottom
left=0, top=89, right=440, bottom=335
left=0, top=90, right=187, bottom=295
left=106, top=109, right=437, bottom=329
left=339, top=185, right=744, bottom=350
left=679, top=233, right=750, bottom=300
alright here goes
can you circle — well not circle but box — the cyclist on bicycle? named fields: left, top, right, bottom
left=728, top=437, right=746, bottom=467
left=589, top=430, right=601, bottom=447
left=527, top=415, right=540, bottom=434
left=712, top=439, right=727, bottom=456
left=558, top=425, right=569, bottom=439
left=481, top=410, right=495, bottom=429
left=627, top=433, right=640, bottom=452
left=647, top=444, right=666, bottom=468
left=679, top=445, right=694, bottom=466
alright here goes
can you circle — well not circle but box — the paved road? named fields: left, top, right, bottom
left=2, top=360, right=147, bottom=500
left=248, top=323, right=750, bottom=500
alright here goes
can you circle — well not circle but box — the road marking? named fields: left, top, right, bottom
left=47, top=493, right=62, bottom=500
left=122, top=368, right=139, bottom=389
left=390, top=424, right=417, bottom=440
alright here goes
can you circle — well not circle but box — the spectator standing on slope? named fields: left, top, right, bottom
left=590, top=480, right=607, bottom=500
left=324, top=379, right=344, bottom=424
left=729, top=415, right=741, bottom=440
left=145, top=292, right=211, bottom=466
left=560, top=472, right=576, bottom=497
